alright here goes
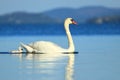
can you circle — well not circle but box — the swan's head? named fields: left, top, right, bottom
left=65, top=18, right=77, bottom=25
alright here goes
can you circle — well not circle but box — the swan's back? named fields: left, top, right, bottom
left=29, top=41, right=65, bottom=52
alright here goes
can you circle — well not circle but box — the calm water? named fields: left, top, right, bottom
left=0, top=23, right=120, bottom=36
left=0, top=35, right=120, bottom=80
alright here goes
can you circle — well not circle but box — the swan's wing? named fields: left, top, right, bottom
left=28, top=41, right=66, bottom=52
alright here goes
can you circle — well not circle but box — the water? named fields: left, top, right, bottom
left=0, top=35, right=120, bottom=80
left=0, top=23, right=120, bottom=36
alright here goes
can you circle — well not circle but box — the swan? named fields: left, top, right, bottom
left=21, top=18, right=77, bottom=53
left=11, top=46, right=23, bottom=53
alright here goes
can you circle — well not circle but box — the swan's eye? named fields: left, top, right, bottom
left=71, top=19, right=74, bottom=22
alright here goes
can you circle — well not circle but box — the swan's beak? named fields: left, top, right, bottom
left=72, top=20, right=77, bottom=25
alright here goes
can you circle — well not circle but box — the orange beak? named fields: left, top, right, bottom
left=72, top=20, right=77, bottom=24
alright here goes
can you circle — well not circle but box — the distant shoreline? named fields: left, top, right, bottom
left=0, top=6, right=120, bottom=24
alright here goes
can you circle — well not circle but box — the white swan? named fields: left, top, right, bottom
left=21, top=18, right=77, bottom=53
left=11, top=46, right=23, bottom=53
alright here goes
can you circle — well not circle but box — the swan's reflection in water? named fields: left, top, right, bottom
left=13, top=52, right=76, bottom=80
left=66, top=53, right=74, bottom=80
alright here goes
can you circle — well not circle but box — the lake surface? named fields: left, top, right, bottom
left=0, top=35, right=120, bottom=80
left=0, top=23, right=120, bottom=36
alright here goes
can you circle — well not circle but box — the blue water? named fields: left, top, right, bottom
left=0, top=35, right=120, bottom=80
left=0, top=23, right=120, bottom=80
left=0, top=23, right=120, bottom=36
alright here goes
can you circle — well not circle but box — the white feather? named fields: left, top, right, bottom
left=20, top=18, right=76, bottom=53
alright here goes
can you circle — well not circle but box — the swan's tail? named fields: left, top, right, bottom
left=20, top=42, right=34, bottom=52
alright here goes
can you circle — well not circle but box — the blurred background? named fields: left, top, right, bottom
left=0, top=0, right=120, bottom=36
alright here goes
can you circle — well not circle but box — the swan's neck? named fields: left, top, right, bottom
left=64, top=23, right=75, bottom=52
